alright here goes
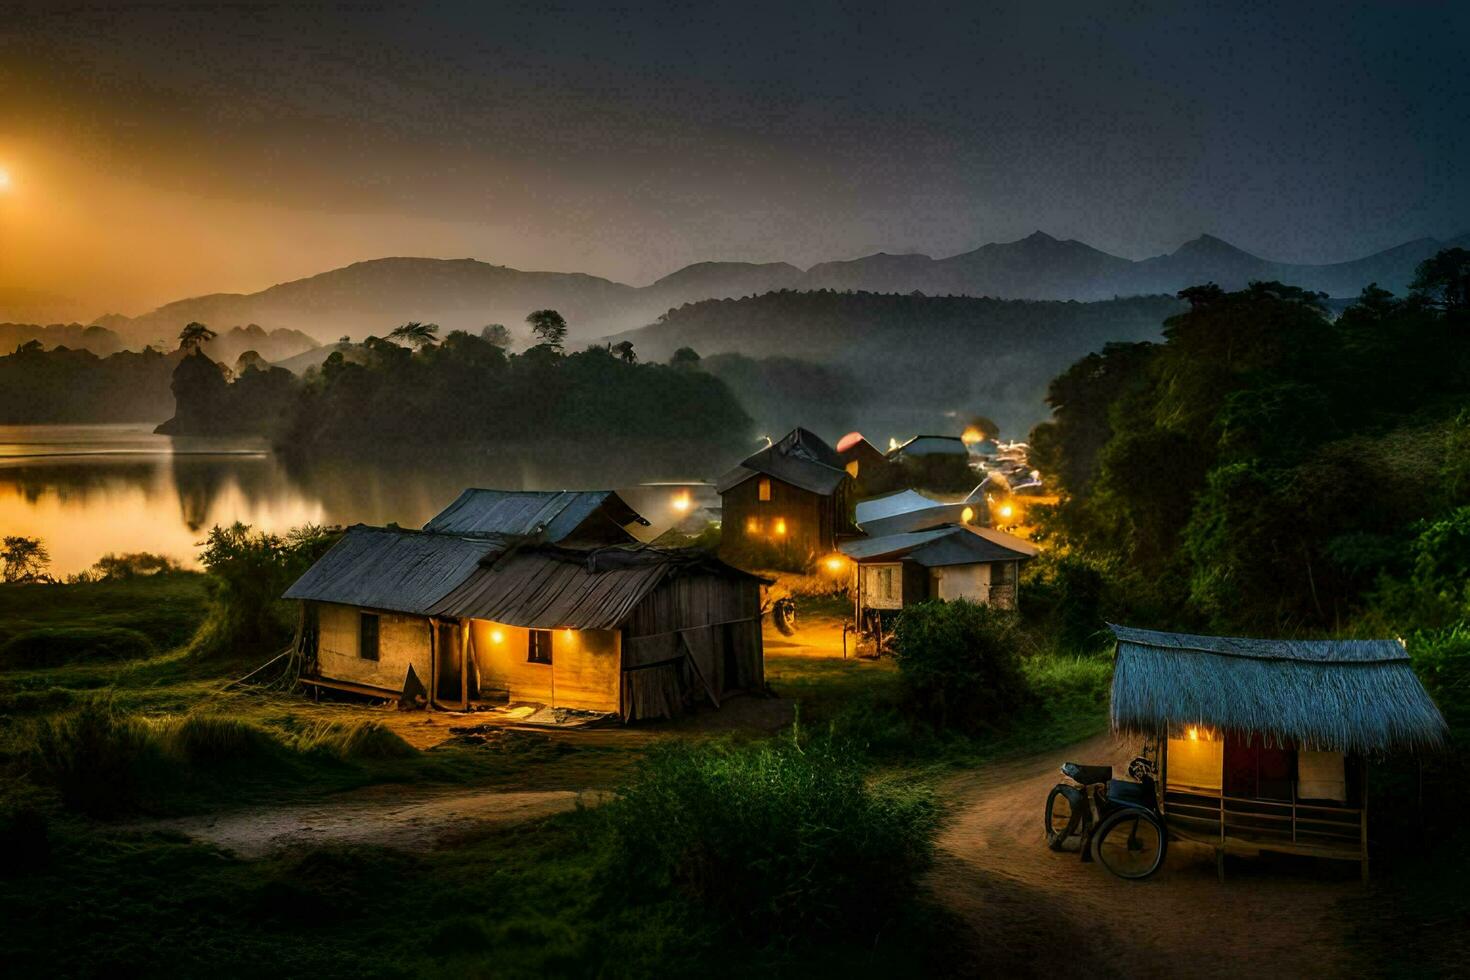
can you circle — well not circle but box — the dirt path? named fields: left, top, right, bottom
left=930, top=733, right=1360, bottom=979
left=140, top=785, right=606, bottom=859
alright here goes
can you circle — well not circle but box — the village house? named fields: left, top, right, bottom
left=281, top=490, right=766, bottom=722
left=716, top=427, right=855, bottom=561
left=854, top=488, right=986, bottom=537
left=1109, top=624, right=1448, bottom=880
left=840, top=522, right=1038, bottom=628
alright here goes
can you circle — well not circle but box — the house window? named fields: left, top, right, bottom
left=758, top=477, right=771, bottom=501
left=527, top=629, right=553, bottom=664
left=359, top=612, right=380, bottom=661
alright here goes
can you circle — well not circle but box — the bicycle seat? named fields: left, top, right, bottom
left=1106, top=779, right=1152, bottom=808
left=1061, top=762, right=1112, bottom=785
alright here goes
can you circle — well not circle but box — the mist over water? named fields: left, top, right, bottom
left=0, top=424, right=727, bottom=574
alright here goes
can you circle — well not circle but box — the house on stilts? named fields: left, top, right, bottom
left=1108, top=624, right=1448, bottom=880
left=282, top=489, right=766, bottom=722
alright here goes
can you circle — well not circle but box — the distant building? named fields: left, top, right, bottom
left=716, top=427, right=855, bottom=561
left=281, top=490, right=765, bottom=722
left=840, top=523, right=1037, bottom=626
left=887, top=434, right=969, bottom=460
left=854, top=488, right=986, bottom=537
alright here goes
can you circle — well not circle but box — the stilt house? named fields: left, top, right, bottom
left=1109, top=624, right=1448, bottom=879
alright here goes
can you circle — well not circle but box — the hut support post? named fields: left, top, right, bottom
left=1360, top=759, right=1370, bottom=884
left=427, top=619, right=439, bottom=712
left=460, top=621, right=470, bottom=710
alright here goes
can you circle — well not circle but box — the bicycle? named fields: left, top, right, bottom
left=1043, top=744, right=1167, bottom=880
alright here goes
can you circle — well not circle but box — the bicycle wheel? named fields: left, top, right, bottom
left=1091, top=807, right=1166, bottom=879
left=1044, top=785, right=1081, bottom=850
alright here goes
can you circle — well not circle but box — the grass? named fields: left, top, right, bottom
left=0, top=572, right=207, bottom=649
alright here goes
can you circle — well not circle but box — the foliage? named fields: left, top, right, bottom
left=0, top=571, right=206, bottom=651
left=178, top=321, right=218, bottom=352
left=1410, top=247, right=1470, bottom=315
left=479, top=322, right=512, bottom=348
left=1, top=535, right=50, bottom=583
left=0, top=627, right=155, bottom=668
left=157, top=347, right=298, bottom=436
left=82, top=551, right=182, bottom=581
left=602, top=735, right=938, bottom=944
left=891, top=600, right=1030, bottom=730
left=269, top=326, right=752, bottom=457
left=191, top=522, right=341, bottom=659
left=1019, top=552, right=1109, bottom=652
left=1030, top=261, right=1470, bottom=632
left=387, top=321, right=440, bottom=348
left=525, top=308, right=569, bottom=350
left=700, top=352, right=866, bottom=440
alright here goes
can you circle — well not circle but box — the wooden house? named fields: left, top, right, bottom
left=1108, top=624, right=1449, bottom=880
left=716, top=427, right=855, bottom=562
left=840, top=523, right=1037, bottom=628
left=854, top=488, right=986, bottom=537
left=423, top=488, right=648, bottom=544
left=282, top=507, right=766, bottom=722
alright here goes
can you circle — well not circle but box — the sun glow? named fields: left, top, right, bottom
left=0, top=168, right=10, bottom=190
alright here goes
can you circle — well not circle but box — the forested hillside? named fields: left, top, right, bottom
left=611, top=291, right=1184, bottom=435
left=0, top=344, right=180, bottom=424
left=1029, top=248, right=1470, bottom=635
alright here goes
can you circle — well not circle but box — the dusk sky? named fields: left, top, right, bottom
left=2, top=0, right=1467, bottom=316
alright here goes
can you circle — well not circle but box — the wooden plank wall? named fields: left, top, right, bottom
left=467, top=619, right=620, bottom=713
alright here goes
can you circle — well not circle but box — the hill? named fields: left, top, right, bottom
left=608, top=290, right=1185, bottom=436
left=45, top=230, right=1463, bottom=351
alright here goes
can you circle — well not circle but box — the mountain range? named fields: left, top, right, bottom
left=14, top=230, right=1466, bottom=348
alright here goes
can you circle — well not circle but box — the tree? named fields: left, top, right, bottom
left=480, top=323, right=512, bottom=349
left=1411, top=247, right=1470, bottom=315
left=1, top=535, right=50, bottom=583
left=611, top=340, right=637, bottom=364
left=525, top=309, right=568, bottom=351
left=178, top=321, right=217, bottom=352
left=338, top=335, right=351, bottom=345
left=670, top=346, right=701, bottom=369
left=387, top=321, right=440, bottom=349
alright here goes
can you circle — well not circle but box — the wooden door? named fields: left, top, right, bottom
left=435, top=621, right=461, bottom=703
left=1223, top=731, right=1293, bottom=801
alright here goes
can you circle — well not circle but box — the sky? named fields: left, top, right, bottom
left=1, top=0, right=1467, bottom=318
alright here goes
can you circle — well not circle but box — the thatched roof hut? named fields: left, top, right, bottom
left=1110, top=624, right=1447, bottom=755
left=1108, top=624, right=1448, bottom=880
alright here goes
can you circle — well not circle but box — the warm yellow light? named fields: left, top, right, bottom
left=961, top=426, right=983, bottom=445
left=746, top=517, right=759, bottom=533
left=997, top=503, right=1014, bottom=520
left=1188, top=726, right=1198, bottom=741
left=0, top=169, right=10, bottom=190
left=563, top=628, right=575, bottom=639
left=773, top=518, right=786, bottom=536
left=888, top=437, right=899, bottom=451
left=490, top=629, right=504, bottom=644
left=671, top=491, right=691, bottom=513
left=824, top=554, right=846, bottom=574
left=961, top=506, right=974, bottom=523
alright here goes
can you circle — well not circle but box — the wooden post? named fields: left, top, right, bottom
left=1360, top=758, right=1370, bottom=884
left=427, top=618, right=438, bottom=711
left=459, top=621, right=469, bottom=711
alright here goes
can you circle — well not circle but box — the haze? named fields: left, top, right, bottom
left=1, top=1, right=1467, bottom=318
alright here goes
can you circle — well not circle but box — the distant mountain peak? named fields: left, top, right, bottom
left=1174, top=233, right=1252, bottom=258
left=1024, top=230, right=1057, bottom=243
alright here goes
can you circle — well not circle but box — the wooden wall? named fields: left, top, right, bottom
left=468, top=619, right=621, bottom=714
left=720, top=474, right=844, bottom=559
left=316, top=602, right=432, bottom=693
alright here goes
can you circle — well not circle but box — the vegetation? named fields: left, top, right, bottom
left=0, top=342, right=178, bottom=423
left=1, top=535, right=50, bottom=582
left=191, top=522, right=341, bottom=659
left=891, top=600, right=1029, bottom=731
left=0, top=627, right=155, bottom=669
left=1029, top=263, right=1470, bottom=634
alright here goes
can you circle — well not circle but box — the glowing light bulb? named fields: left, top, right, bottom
left=490, top=629, right=504, bottom=644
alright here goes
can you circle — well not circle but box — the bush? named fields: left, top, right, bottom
left=0, top=627, right=155, bottom=668
left=293, top=720, right=417, bottom=760
left=28, top=697, right=162, bottom=814
left=891, top=600, right=1030, bottom=730
left=602, top=736, right=937, bottom=944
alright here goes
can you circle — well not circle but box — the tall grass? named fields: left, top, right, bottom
left=602, top=734, right=939, bottom=945
left=24, top=697, right=416, bottom=816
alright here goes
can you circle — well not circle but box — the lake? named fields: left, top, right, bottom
left=0, top=424, right=727, bottom=576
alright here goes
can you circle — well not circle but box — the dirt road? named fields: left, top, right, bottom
left=141, top=785, right=605, bottom=859
left=929, top=733, right=1359, bottom=978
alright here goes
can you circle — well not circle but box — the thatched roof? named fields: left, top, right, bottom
left=1109, top=624, right=1448, bottom=754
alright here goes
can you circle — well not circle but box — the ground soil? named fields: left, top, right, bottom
left=928, top=731, right=1361, bottom=979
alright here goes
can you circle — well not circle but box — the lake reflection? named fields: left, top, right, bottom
left=0, top=425, right=729, bottom=575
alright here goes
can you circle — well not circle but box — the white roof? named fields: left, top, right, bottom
left=855, top=489, right=940, bottom=524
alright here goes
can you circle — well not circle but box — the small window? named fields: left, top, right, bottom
left=359, top=613, right=380, bottom=661
left=758, top=477, right=771, bottom=502
left=527, top=629, right=553, bottom=664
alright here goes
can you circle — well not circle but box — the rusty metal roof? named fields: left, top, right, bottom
left=429, top=544, right=764, bottom=630
left=423, top=489, right=647, bottom=541
left=282, top=525, right=505, bottom=615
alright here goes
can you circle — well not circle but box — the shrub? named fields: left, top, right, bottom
left=602, top=736, right=937, bottom=944
left=0, top=627, right=155, bottom=668
left=28, top=697, right=162, bottom=814
left=891, top=600, right=1030, bottom=730
left=293, top=720, right=417, bottom=760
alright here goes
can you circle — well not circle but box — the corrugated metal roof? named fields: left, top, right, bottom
left=839, top=524, right=1037, bottom=566
left=282, top=525, right=503, bottom=615
left=855, top=489, right=939, bottom=524
left=423, top=489, right=646, bottom=541
left=716, top=427, right=849, bottom=496
left=860, top=503, right=975, bottom=537
left=430, top=545, right=763, bottom=630
left=889, top=435, right=969, bottom=458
